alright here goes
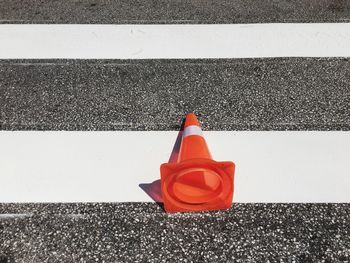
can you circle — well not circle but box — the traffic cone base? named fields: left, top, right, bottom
left=161, top=158, right=235, bottom=213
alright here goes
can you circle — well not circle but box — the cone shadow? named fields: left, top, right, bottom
left=139, top=180, right=162, bottom=203
left=139, top=118, right=186, bottom=204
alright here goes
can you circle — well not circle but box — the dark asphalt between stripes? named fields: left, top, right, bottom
left=1, top=58, right=350, bottom=131
left=0, top=203, right=349, bottom=262
left=0, top=0, right=350, bottom=24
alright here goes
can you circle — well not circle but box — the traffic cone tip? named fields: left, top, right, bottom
left=184, top=113, right=200, bottom=128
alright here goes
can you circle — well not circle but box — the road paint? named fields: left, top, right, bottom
left=0, top=131, right=349, bottom=203
left=1, top=24, right=350, bottom=59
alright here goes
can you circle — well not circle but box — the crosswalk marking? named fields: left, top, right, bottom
left=1, top=24, right=350, bottom=59
left=0, top=131, right=349, bottom=203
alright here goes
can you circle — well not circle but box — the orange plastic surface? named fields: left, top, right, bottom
left=160, top=113, right=235, bottom=213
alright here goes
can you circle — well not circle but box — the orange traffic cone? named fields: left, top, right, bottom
left=160, top=113, right=235, bottom=212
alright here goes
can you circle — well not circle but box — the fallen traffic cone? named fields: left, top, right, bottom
left=160, top=113, right=235, bottom=212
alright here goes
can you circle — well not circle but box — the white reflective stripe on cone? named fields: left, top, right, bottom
left=182, top=125, right=203, bottom=138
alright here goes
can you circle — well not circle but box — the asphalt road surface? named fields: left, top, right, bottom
left=0, top=203, right=349, bottom=262
left=1, top=1, right=350, bottom=262
left=1, top=0, right=350, bottom=24
left=1, top=58, right=350, bottom=131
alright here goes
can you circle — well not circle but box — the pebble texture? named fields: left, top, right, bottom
left=1, top=58, right=350, bottom=131
left=0, top=0, right=350, bottom=24
left=0, top=203, right=349, bottom=262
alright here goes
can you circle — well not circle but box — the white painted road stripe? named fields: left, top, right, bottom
left=0, top=131, right=349, bottom=203
left=1, top=24, right=350, bottom=59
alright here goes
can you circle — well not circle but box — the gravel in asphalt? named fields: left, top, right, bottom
left=0, top=203, right=349, bottom=262
left=1, top=0, right=350, bottom=24
left=1, top=58, right=350, bottom=131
